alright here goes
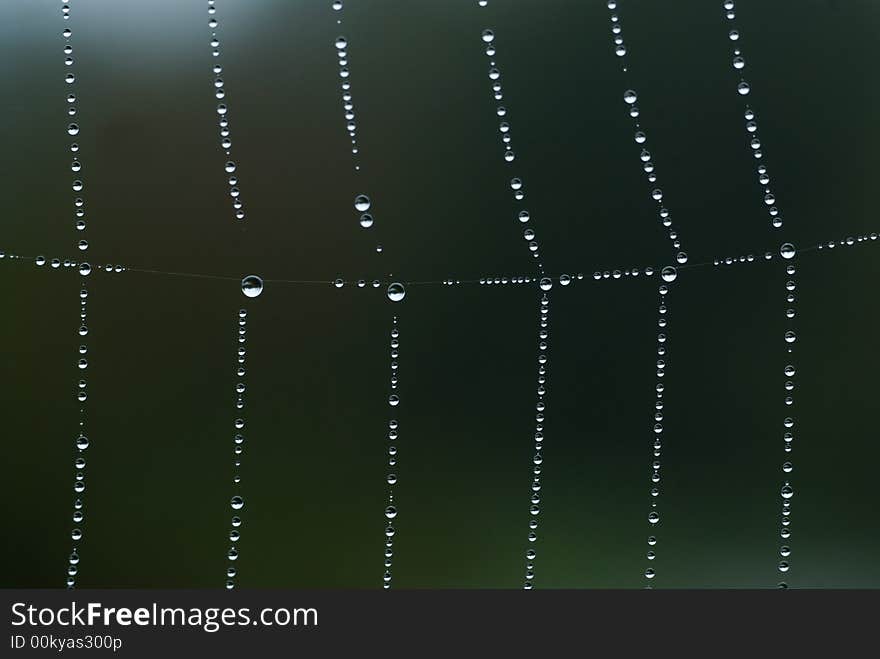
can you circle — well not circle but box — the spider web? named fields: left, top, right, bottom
left=2, top=0, right=879, bottom=589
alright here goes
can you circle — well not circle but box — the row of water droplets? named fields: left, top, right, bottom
left=642, top=269, right=678, bottom=585
left=478, top=28, right=545, bottom=271
left=474, top=8, right=557, bottom=588
left=522, top=292, right=550, bottom=589
left=382, top=316, right=401, bottom=588
left=332, top=4, right=386, bottom=261
left=330, top=6, right=404, bottom=587
left=778, top=243, right=796, bottom=587
left=606, top=1, right=688, bottom=265
left=225, top=305, right=249, bottom=589
left=815, top=233, right=879, bottom=251
left=59, top=0, right=94, bottom=589
left=208, top=0, right=245, bottom=221
left=721, top=1, right=782, bottom=230
left=605, top=0, right=684, bottom=586
left=720, top=1, right=797, bottom=586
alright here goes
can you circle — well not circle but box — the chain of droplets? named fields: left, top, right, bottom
left=643, top=272, right=677, bottom=586
left=522, top=289, right=550, bottom=589
left=606, top=1, right=688, bottom=265
left=60, top=0, right=95, bottom=589
left=225, top=307, right=248, bottom=589
left=778, top=243, right=796, bottom=587
left=6, top=230, right=880, bottom=295
left=332, top=3, right=385, bottom=256
left=719, top=1, right=796, bottom=586
left=207, top=0, right=245, bottom=221
left=721, top=1, right=780, bottom=230
left=476, top=28, right=545, bottom=271
left=382, top=315, right=401, bottom=588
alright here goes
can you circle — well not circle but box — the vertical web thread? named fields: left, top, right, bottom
left=473, top=7, right=557, bottom=588
left=330, top=2, right=387, bottom=261
left=62, top=0, right=95, bottom=589
left=718, top=0, right=798, bottom=587
left=603, top=0, right=686, bottom=586
left=644, top=273, right=676, bottom=584
left=225, top=307, right=249, bottom=589
left=476, top=27, right=547, bottom=271
left=382, top=315, right=401, bottom=588
left=207, top=0, right=247, bottom=222
left=523, top=290, right=551, bottom=589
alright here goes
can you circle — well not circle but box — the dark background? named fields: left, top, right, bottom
left=2, top=0, right=878, bottom=588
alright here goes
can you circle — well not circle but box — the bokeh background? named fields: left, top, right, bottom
left=2, top=0, right=879, bottom=588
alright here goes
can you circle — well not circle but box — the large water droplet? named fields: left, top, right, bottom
left=241, top=275, right=263, bottom=298
left=354, top=194, right=371, bottom=212
left=660, top=266, right=677, bottom=283
left=230, top=496, right=244, bottom=510
left=780, top=243, right=796, bottom=259
left=387, top=282, right=406, bottom=302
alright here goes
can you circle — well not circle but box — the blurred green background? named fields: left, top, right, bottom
left=2, top=0, right=879, bottom=588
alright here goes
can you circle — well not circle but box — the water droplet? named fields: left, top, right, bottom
left=539, top=277, right=552, bottom=291
left=241, top=275, right=263, bottom=298
left=660, top=266, right=677, bottom=283
left=230, top=496, right=244, bottom=510
left=780, top=243, right=795, bottom=259
left=737, top=81, right=751, bottom=95
left=387, top=282, right=406, bottom=302
left=624, top=89, right=638, bottom=104
left=354, top=194, right=371, bottom=212
left=78, top=263, right=91, bottom=276
left=648, top=512, right=660, bottom=524
left=359, top=213, right=373, bottom=228
left=481, top=29, right=495, bottom=43
left=385, top=506, right=397, bottom=519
